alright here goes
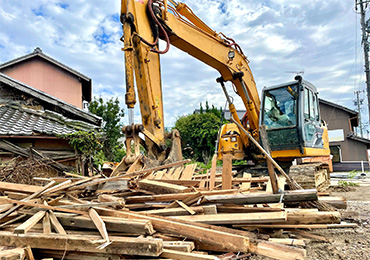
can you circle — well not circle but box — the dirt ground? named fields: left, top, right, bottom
left=305, top=185, right=370, bottom=260
left=249, top=185, right=370, bottom=260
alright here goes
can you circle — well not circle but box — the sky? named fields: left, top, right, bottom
left=0, top=0, right=368, bottom=132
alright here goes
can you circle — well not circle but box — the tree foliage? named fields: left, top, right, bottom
left=174, top=102, right=224, bottom=163
left=88, top=97, right=125, bottom=161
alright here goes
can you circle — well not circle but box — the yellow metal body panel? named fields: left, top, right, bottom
left=271, top=147, right=330, bottom=159
left=217, top=123, right=246, bottom=160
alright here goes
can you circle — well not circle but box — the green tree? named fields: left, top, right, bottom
left=174, top=102, right=224, bottom=163
left=88, top=97, right=125, bottom=161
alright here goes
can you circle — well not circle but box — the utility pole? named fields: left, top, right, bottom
left=356, top=0, right=370, bottom=129
left=354, top=90, right=364, bottom=137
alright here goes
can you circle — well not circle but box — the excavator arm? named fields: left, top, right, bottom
left=120, top=0, right=260, bottom=165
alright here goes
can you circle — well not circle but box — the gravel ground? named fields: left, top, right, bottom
left=249, top=184, right=370, bottom=259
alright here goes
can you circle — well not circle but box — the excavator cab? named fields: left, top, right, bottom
left=260, top=76, right=330, bottom=160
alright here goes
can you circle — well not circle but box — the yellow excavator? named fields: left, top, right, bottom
left=118, top=0, right=331, bottom=189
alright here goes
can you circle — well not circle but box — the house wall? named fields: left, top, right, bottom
left=1, top=57, right=83, bottom=108
left=320, top=102, right=369, bottom=164
left=320, top=103, right=352, bottom=136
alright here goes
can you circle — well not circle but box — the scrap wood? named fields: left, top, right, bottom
left=53, top=212, right=155, bottom=235
left=237, top=222, right=358, bottom=229
left=7, top=199, right=86, bottom=215
left=48, top=210, right=67, bottom=235
left=0, top=247, right=26, bottom=259
left=137, top=179, right=191, bottom=194
left=160, top=249, right=216, bottom=260
left=125, top=189, right=238, bottom=203
left=14, top=210, right=46, bottom=234
left=172, top=211, right=288, bottom=225
left=88, top=208, right=110, bottom=245
left=0, top=180, right=56, bottom=222
left=142, top=205, right=217, bottom=216
left=66, top=159, right=191, bottom=192
left=204, top=189, right=318, bottom=205
left=0, top=231, right=163, bottom=256
left=94, top=207, right=251, bottom=253
left=94, top=207, right=306, bottom=259
left=162, top=241, right=195, bottom=252
left=179, top=164, right=197, bottom=180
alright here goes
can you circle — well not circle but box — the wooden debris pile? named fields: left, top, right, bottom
left=0, top=159, right=355, bottom=260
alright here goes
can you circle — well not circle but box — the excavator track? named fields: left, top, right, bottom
left=289, top=162, right=331, bottom=191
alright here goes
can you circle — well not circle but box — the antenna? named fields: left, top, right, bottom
left=285, top=70, right=304, bottom=75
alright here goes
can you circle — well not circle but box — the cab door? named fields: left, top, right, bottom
left=302, top=87, right=324, bottom=148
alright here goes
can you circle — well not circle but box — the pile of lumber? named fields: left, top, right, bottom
left=0, top=160, right=354, bottom=260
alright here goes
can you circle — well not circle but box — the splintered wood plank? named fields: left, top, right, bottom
left=89, top=208, right=109, bottom=242
left=14, top=211, right=46, bottom=234
left=164, top=168, right=175, bottom=180
left=138, top=179, right=190, bottom=194
left=154, top=170, right=166, bottom=180
left=222, top=154, right=233, bottom=190
left=172, top=167, right=184, bottom=180
left=180, top=164, right=197, bottom=180
left=48, top=211, right=67, bottom=235
left=43, top=212, right=51, bottom=234
left=175, top=201, right=196, bottom=215
left=0, top=231, right=163, bottom=256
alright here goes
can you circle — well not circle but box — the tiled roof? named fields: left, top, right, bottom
left=0, top=72, right=101, bottom=126
left=0, top=103, right=99, bottom=136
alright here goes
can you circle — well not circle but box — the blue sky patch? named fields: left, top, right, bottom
left=58, top=3, right=69, bottom=9
left=32, top=7, right=44, bottom=17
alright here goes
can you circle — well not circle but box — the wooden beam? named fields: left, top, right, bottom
left=172, top=212, right=287, bottom=225
left=95, top=208, right=250, bottom=253
left=0, top=231, right=163, bottom=256
left=221, top=154, right=233, bottom=190
left=205, top=189, right=318, bottom=204
left=14, top=211, right=46, bottom=234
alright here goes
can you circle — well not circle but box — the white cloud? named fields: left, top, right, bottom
left=0, top=0, right=365, bottom=130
